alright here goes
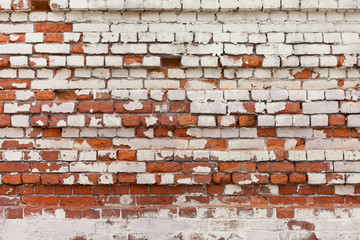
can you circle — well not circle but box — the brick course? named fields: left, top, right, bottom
left=0, top=0, right=360, bottom=238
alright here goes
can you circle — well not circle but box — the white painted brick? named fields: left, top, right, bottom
left=11, top=115, right=29, bottom=127
left=293, top=115, right=310, bottom=127
left=300, top=56, right=319, bottom=67
left=228, top=139, right=266, bottom=150
left=137, top=174, right=156, bottom=184
left=35, top=44, right=70, bottom=54
left=325, top=150, right=343, bottom=161
left=308, top=173, right=326, bottom=184
left=325, top=90, right=345, bottom=100
left=251, top=90, right=269, bottom=101
left=67, top=115, right=85, bottom=127
left=25, top=33, right=43, bottom=43
left=0, top=44, right=32, bottom=54
left=275, top=115, right=292, bottom=126
left=262, top=56, right=280, bottom=67
left=167, top=90, right=185, bottom=101
left=289, top=90, right=306, bottom=101
left=346, top=173, right=360, bottom=184
left=348, top=115, right=360, bottom=127
left=307, top=150, right=325, bottom=161
left=108, top=162, right=146, bottom=173
left=288, top=151, right=306, bottom=161
left=303, top=101, right=338, bottom=114
left=335, top=185, right=354, bottom=195
left=258, top=115, right=275, bottom=127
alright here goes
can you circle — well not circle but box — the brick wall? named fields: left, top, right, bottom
left=0, top=0, right=360, bottom=238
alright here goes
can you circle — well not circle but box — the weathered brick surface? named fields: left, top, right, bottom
left=1, top=0, right=360, bottom=238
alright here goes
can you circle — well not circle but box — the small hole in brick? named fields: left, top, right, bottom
left=31, top=0, right=51, bottom=11
left=161, top=57, right=181, bottom=69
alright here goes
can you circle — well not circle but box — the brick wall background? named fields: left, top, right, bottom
left=0, top=0, right=360, bottom=239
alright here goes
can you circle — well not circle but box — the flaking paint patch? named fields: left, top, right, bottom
left=124, top=101, right=143, bottom=111
left=224, top=185, right=242, bottom=194
left=78, top=174, right=93, bottom=185
left=9, top=35, right=19, bottom=41
left=36, top=120, right=45, bottom=126
left=145, top=115, right=158, bottom=126
left=99, top=174, right=114, bottom=184
left=255, top=102, right=266, bottom=113
left=11, top=83, right=26, bottom=88
left=192, top=166, right=211, bottom=173
left=160, top=173, right=174, bottom=184
left=143, top=129, right=154, bottom=138
left=177, top=178, right=193, bottom=184
left=220, top=116, right=236, bottom=126
left=4, top=103, right=30, bottom=113
left=89, top=116, right=102, bottom=127
left=62, top=175, right=75, bottom=185
left=42, top=102, right=75, bottom=113
left=266, top=102, right=286, bottom=114
left=313, top=129, right=327, bottom=138
left=155, top=104, right=169, bottom=112
left=120, top=195, right=133, bottom=205
left=285, top=139, right=298, bottom=149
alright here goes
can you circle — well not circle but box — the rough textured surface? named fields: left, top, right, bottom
left=1, top=0, right=360, bottom=238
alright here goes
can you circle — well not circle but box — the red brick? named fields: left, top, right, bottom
left=122, top=115, right=140, bottom=127
left=22, top=196, right=59, bottom=206
left=79, top=102, right=114, bottom=113
left=43, top=128, right=61, bottom=138
left=179, top=116, right=197, bottom=126
left=3, top=175, right=22, bottom=185
left=179, top=208, right=197, bottom=218
left=270, top=174, right=288, bottom=184
left=57, top=91, right=75, bottom=101
left=242, top=56, right=262, bottom=67
left=0, top=56, right=10, bottom=67
left=35, top=24, right=73, bottom=33
left=279, top=185, right=297, bottom=195
left=258, top=163, right=295, bottom=173
left=117, top=150, right=136, bottom=161
left=5, top=208, right=23, bottom=219
left=276, top=208, right=294, bottom=218
left=22, top=174, right=41, bottom=184
left=239, top=116, right=257, bottom=127
left=147, top=163, right=181, bottom=172
left=332, top=128, right=349, bottom=138
left=31, top=0, right=51, bottom=11
left=295, top=162, right=331, bottom=172
left=258, top=128, right=276, bottom=137
left=162, top=57, right=181, bottom=68
left=0, top=115, right=11, bottom=126
left=267, top=139, right=285, bottom=150
left=41, top=174, right=60, bottom=184
left=0, top=163, right=31, bottom=173
left=219, top=162, right=256, bottom=172
left=160, top=115, right=177, bottom=126
left=44, top=33, right=63, bottom=43
left=289, top=174, right=307, bottom=183
left=170, top=102, right=189, bottom=113
left=137, top=196, right=173, bottom=205
left=60, top=197, right=97, bottom=206
left=31, top=115, right=49, bottom=127
left=213, top=173, right=231, bottom=183
left=0, top=80, right=30, bottom=90
left=329, top=115, right=345, bottom=126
